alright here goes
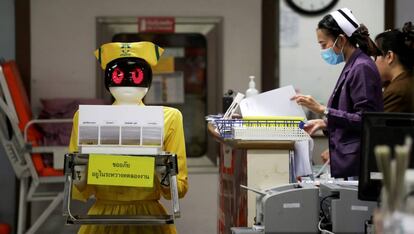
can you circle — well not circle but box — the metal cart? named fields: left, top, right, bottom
left=62, top=152, right=180, bottom=225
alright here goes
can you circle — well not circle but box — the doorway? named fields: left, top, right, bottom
left=96, top=17, right=223, bottom=162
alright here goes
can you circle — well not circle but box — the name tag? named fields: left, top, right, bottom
left=87, top=154, right=155, bottom=187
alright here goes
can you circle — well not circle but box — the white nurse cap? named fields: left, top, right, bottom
left=330, top=8, right=360, bottom=37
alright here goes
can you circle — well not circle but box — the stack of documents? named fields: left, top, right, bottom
left=238, top=85, right=313, bottom=176
left=231, top=85, right=308, bottom=141
left=239, top=85, right=305, bottom=118
left=78, top=105, right=164, bottom=155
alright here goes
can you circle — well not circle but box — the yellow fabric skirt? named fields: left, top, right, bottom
left=78, top=200, right=177, bottom=234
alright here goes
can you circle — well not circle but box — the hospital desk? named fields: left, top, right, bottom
left=208, top=123, right=295, bottom=234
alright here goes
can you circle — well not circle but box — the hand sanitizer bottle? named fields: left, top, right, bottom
left=245, top=75, right=258, bottom=97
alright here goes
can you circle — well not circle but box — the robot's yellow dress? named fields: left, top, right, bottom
left=69, top=104, right=188, bottom=234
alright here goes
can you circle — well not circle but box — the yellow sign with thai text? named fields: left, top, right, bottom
left=87, top=154, right=155, bottom=187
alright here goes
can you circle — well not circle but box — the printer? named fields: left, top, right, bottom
left=232, top=183, right=320, bottom=233
left=319, top=182, right=377, bottom=233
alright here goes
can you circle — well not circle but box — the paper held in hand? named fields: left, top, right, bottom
left=239, top=85, right=306, bottom=118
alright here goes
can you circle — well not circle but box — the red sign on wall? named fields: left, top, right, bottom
left=137, top=17, right=175, bottom=33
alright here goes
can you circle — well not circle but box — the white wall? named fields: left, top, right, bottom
left=396, top=0, right=414, bottom=29
left=30, top=0, right=261, bottom=113
left=280, top=0, right=384, bottom=105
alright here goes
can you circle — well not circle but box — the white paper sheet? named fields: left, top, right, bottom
left=280, top=8, right=299, bottom=47
left=78, top=105, right=164, bottom=147
left=294, top=139, right=314, bottom=177
left=239, top=85, right=306, bottom=118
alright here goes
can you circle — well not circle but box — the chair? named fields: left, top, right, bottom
left=0, top=223, right=11, bottom=234
left=0, top=61, right=72, bottom=234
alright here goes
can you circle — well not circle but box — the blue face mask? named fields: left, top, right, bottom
left=320, top=37, right=344, bottom=65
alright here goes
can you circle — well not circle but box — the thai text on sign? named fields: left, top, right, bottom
left=87, top=154, right=155, bottom=187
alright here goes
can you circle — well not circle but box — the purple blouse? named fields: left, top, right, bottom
left=326, top=48, right=383, bottom=178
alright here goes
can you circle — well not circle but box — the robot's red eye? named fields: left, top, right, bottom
left=111, top=67, right=124, bottom=84
left=130, top=68, right=144, bottom=84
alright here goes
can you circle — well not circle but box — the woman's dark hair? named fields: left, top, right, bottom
left=375, top=22, right=414, bottom=72
left=318, top=14, right=381, bottom=57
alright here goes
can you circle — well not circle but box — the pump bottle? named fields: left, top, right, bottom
left=245, top=75, right=259, bottom=97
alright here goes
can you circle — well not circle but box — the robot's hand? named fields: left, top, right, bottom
left=156, top=166, right=170, bottom=187
left=73, top=165, right=88, bottom=190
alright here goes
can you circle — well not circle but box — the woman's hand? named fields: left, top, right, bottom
left=303, top=119, right=326, bottom=135
left=291, top=94, right=325, bottom=114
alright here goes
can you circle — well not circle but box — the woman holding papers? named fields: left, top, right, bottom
left=69, top=42, right=188, bottom=234
left=292, top=8, right=383, bottom=178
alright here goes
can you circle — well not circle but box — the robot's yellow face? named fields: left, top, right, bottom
left=104, top=57, right=152, bottom=90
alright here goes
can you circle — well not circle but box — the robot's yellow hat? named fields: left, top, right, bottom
left=94, top=41, right=164, bottom=70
